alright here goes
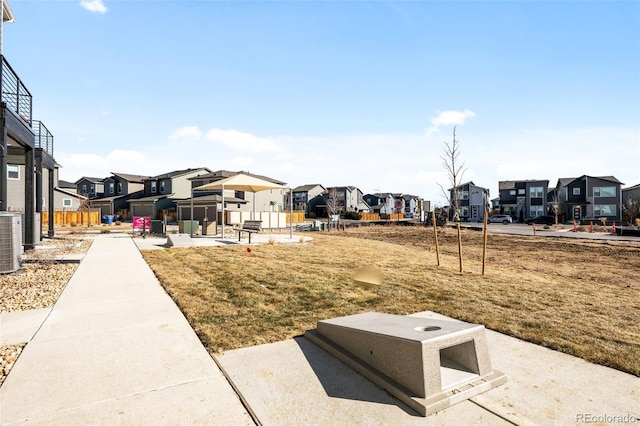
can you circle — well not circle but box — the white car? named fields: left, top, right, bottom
left=488, top=215, right=512, bottom=224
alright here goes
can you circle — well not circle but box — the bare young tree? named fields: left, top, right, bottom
left=437, top=127, right=466, bottom=272
left=325, top=187, right=342, bottom=231
left=622, top=196, right=640, bottom=226
left=549, top=193, right=564, bottom=228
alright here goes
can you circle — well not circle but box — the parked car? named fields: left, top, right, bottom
left=525, top=215, right=555, bottom=225
left=488, top=215, right=512, bottom=224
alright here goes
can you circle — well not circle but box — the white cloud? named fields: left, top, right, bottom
left=79, top=0, right=107, bottom=14
left=431, top=109, right=476, bottom=127
left=169, top=126, right=202, bottom=141
left=205, top=128, right=282, bottom=153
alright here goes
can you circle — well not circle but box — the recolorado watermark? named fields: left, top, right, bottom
left=576, top=413, right=638, bottom=424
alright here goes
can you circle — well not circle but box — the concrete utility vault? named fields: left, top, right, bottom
left=306, top=312, right=507, bottom=416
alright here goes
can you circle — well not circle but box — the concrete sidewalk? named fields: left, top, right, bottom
left=1, top=234, right=638, bottom=425
left=0, top=234, right=252, bottom=425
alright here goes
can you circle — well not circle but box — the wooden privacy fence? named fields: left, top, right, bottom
left=41, top=209, right=101, bottom=226
left=286, top=211, right=305, bottom=224
left=360, top=213, right=380, bottom=221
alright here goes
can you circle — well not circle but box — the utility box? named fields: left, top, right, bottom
left=178, top=220, right=199, bottom=235
left=0, top=213, right=23, bottom=274
left=150, top=220, right=164, bottom=235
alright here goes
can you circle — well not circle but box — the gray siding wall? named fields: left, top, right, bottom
left=6, top=164, right=26, bottom=210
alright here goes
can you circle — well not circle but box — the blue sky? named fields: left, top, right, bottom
left=4, top=0, right=639, bottom=204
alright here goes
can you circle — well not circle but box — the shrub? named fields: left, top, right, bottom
left=344, top=211, right=362, bottom=220
left=70, top=222, right=77, bottom=227
left=115, top=221, right=122, bottom=226
left=100, top=229, right=111, bottom=234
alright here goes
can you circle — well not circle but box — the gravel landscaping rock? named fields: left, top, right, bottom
left=0, top=236, right=93, bottom=387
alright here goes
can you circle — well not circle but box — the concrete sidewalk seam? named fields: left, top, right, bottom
left=2, top=375, right=225, bottom=425
left=210, top=353, right=262, bottom=426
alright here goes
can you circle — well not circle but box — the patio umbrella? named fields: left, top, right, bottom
left=193, top=173, right=290, bottom=238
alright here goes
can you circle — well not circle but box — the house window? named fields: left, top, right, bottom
left=151, top=182, right=157, bottom=193
left=517, top=189, right=525, bottom=195
left=594, top=205, right=616, bottom=216
left=456, top=191, right=469, bottom=200
left=530, top=206, right=544, bottom=217
left=529, top=187, right=544, bottom=198
left=117, top=182, right=123, bottom=193
left=63, top=198, right=72, bottom=207
left=573, top=188, right=581, bottom=196
left=460, top=207, right=469, bottom=217
left=109, top=183, right=114, bottom=194
left=160, top=181, right=166, bottom=193
left=509, top=190, right=516, bottom=196
left=7, top=164, right=19, bottom=179
left=90, top=185, right=95, bottom=195
left=82, top=184, right=87, bottom=194
left=235, top=191, right=245, bottom=200
left=594, top=186, right=615, bottom=197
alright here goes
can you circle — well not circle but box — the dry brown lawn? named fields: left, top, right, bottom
left=141, top=225, right=640, bottom=376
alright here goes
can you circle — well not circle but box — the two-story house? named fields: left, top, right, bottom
left=363, top=193, right=396, bottom=215
left=129, top=167, right=211, bottom=220
left=1, top=3, right=58, bottom=247
left=320, top=186, right=370, bottom=217
left=402, top=194, right=423, bottom=218
left=556, top=175, right=623, bottom=224
left=449, top=181, right=489, bottom=222
left=90, top=172, right=148, bottom=219
left=75, top=177, right=104, bottom=199
left=292, top=184, right=325, bottom=217
left=498, top=180, right=549, bottom=222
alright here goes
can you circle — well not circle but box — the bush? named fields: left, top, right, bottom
left=344, top=211, right=362, bottom=220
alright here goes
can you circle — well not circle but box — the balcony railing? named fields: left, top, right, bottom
left=1, top=55, right=33, bottom=125
left=33, top=120, right=54, bottom=157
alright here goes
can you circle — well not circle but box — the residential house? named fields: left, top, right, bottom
left=90, top=172, right=148, bottom=219
left=449, top=181, right=490, bottom=222
left=319, top=186, right=370, bottom=217
left=363, top=193, right=396, bottom=215
left=46, top=166, right=86, bottom=210
left=392, top=193, right=405, bottom=216
left=556, top=175, right=623, bottom=223
left=175, top=170, right=286, bottom=225
left=129, top=167, right=211, bottom=220
left=292, top=184, right=325, bottom=217
left=75, top=177, right=104, bottom=199
left=402, top=194, right=424, bottom=218
left=57, top=179, right=77, bottom=193
left=622, top=183, right=640, bottom=224
left=490, top=197, right=500, bottom=214
left=1, top=4, right=58, bottom=247
left=498, top=180, right=549, bottom=222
